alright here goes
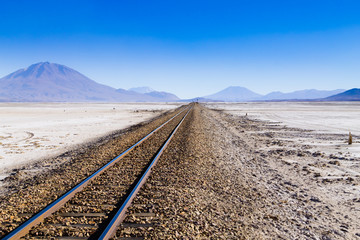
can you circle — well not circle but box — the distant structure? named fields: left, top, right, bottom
left=349, top=132, right=353, bottom=145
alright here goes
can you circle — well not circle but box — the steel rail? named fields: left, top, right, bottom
left=3, top=106, right=189, bottom=240
left=98, top=105, right=193, bottom=240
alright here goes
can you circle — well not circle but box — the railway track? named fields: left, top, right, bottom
left=1, top=104, right=193, bottom=240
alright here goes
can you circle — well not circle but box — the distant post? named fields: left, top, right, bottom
left=349, top=132, right=353, bottom=145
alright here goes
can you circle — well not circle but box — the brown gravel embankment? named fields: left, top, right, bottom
left=121, top=104, right=259, bottom=239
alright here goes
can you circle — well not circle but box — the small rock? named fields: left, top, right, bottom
left=310, top=196, right=321, bottom=202
left=314, top=172, right=321, bottom=177
left=329, top=160, right=340, bottom=166
left=346, top=177, right=354, bottom=182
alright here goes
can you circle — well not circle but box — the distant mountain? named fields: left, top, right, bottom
left=2, top=63, right=354, bottom=103
left=323, top=88, right=360, bottom=101
left=128, top=86, right=180, bottom=101
left=128, top=87, right=155, bottom=94
left=260, top=89, right=345, bottom=100
left=145, top=91, right=180, bottom=101
left=200, top=86, right=348, bottom=102
left=204, top=86, right=262, bottom=102
left=0, top=62, right=154, bottom=102
left=0, top=62, right=167, bottom=102
left=179, top=97, right=220, bottom=102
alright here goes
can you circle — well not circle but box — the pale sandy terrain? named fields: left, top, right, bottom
left=207, top=102, right=360, bottom=134
left=0, top=103, right=181, bottom=179
left=207, top=102, right=360, bottom=158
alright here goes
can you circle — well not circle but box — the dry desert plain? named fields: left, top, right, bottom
left=0, top=103, right=181, bottom=179
left=207, top=102, right=360, bottom=157
left=0, top=102, right=360, bottom=239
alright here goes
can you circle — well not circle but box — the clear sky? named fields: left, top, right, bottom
left=1, top=0, right=359, bottom=99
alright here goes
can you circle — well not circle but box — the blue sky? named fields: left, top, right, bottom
left=0, top=0, right=360, bottom=98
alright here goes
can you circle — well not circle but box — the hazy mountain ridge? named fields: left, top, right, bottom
left=128, top=87, right=155, bottom=94
left=323, top=88, right=360, bottom=101
left=0, top=62, right=357, bottom=102
left=202, top=87, right=351, bottom=102
left=128, top=86, right=180, bottom=101
left=145, top=91, right=180, bottom=101
left=259, top=89, right=346, bottom=100
left=0, top=63, right=177, bottom=102
left=0, top=62, right=146, bottom=102
left=204, top=86, right=262, bottom=101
